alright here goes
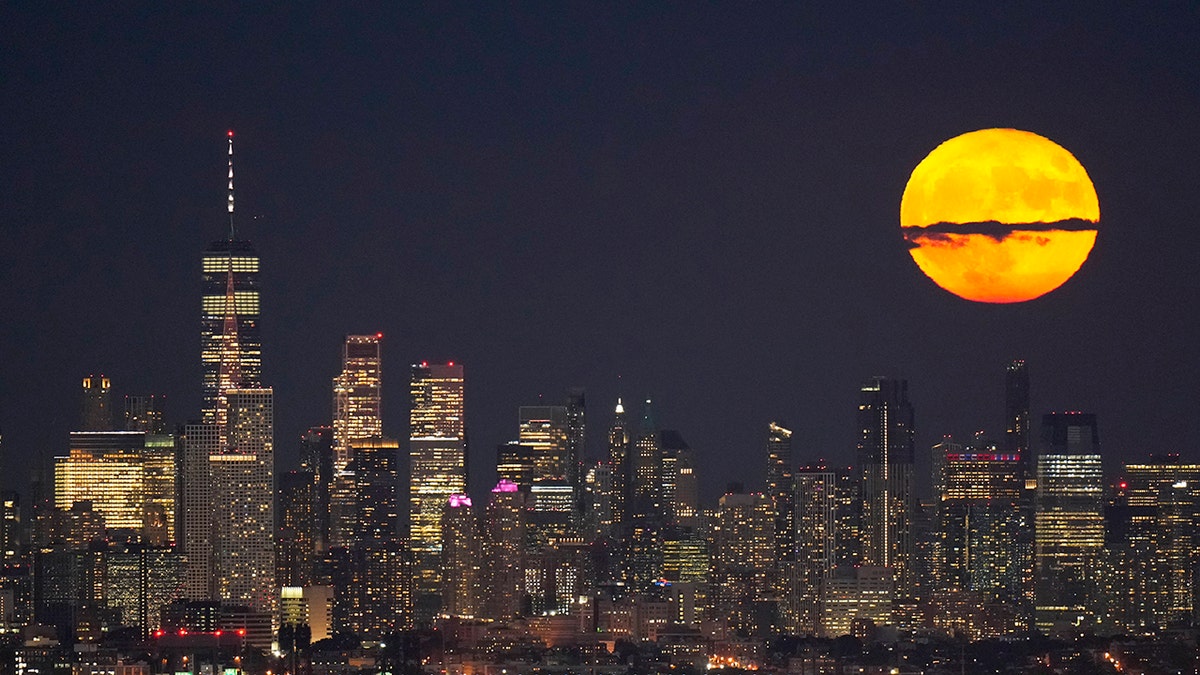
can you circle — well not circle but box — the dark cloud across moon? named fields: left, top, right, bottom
left=902, top=218, right=1099, bottom=248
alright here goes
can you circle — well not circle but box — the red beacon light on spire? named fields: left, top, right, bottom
left=227, top=130, right=234, bottom=137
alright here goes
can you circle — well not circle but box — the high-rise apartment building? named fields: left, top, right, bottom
left=1035, top=412, right=1103, bottom=635
left=181, top=423, right=220, bottom=600
left=712, top=490, right=774, bottom=635
left=409, top=362, right=466, bottom=619
left=201, top=134, right=261, bottom=429
left=766, top=422, right=795, bottom=595
left=856, top=377, right=916, bottom=597
left=441, top=494, right=479, bottom=618
left=481, top=480, right=525, bottom=620
left=794, top=463, right=840, bottom=636
left=210, top=388, right=275, bottom=616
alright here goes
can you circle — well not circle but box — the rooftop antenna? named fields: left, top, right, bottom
left=226, top=130, right=235, bottom=239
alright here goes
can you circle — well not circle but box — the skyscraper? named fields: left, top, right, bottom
left=607, top=399, right=630, bottom=534
left=201, top=133, right=261, bottom=428
left=1004, top=360, right=1031, bottom=476
left=54, top=431, right=176, bottom=545
left=210, top=388, right=275, bottom=616
left=481, top=480, right=526, bottom=620
left=330, top=335, right=383, bottom=547
left=856, top=377, right=916, bottom=597
left=351, top=436, right=407, bottom=637
left=766, top=422, right=795, bottom=570
left=934, top=444, right=1024, bottom=608
left=80, top=375, right=112, bottom=431
left=794, top=463, right=840, bottom=636
left=1119, top=455, right=1200, bottom=628
left=565, top=388, right=586, bottom=491
left=301, top=426, right=334, bottom=554
left=181, top=423, right=220, bottom=600
left=441, top=494, right=479, bottom=618
left=277, top=470, right=316, bottom=589
left=1035, top=412, right=1103, bottom=635
left=123, top=395, right=165, bottom=433
left=332, top=335, right=383, bottom=461
left=409, top=362, right=466, bottom=620
left=712, top=490, right=774, bottom=635
left=518, top=405, right=570, bottom=483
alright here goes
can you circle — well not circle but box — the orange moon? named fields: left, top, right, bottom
left=900, top=128, right=1099, bottom=303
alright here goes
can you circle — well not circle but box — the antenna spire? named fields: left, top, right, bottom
left=226, top=130, right=235, bottom=239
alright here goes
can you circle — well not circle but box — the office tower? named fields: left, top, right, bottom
left=1035, top=412, right=1103, bottom=635
left=1, top=492, right=20, bottom=564
left=441, top=494, right=479, bottom=618
left=201, top=134, right=262, bottom=428
left=711, top=491, right=774, bottom=635
left=53, top=431, right=176, bottom=544
left=329, top=335, right=383, bottom=548
left=277, top=470, right=316, bottom=588
left=103, top=544, right=185, bottom=636
left=1120, top=455, right=1200, bottom=628
left=607, top=399, right=630, bottom=533
left=481, top=480, right=526, bottom=620
left=766, top=422, right=795, bottom=579
left=81, top=375, right=112, bottom=431
left=496, top=442, right=536, bottom=489
left=123, top=395, right=165, bottom=433
left=210, top=388, right=275, bottom=616
left=519, top=405, right=570, bottom=483
left=332, top=335, right=383, bottom=455
left=565, top=388, right=586, bottom=490
left=661, top=431, right=698, bottom=528
left=409, top=362, right=466, bottom=619
left=301, top=426, right=335, bottom=554
left=351, top=436, right=407, bottom=638
left=181, top=423, right=220, bottom=600
left=794, top=463, right=839, bottom=636
left=582, top=461, right=613, bottom=538
left=856, top=377, right=916, bottom=596
left=1004, top=360, right=1031, bottom=475
left=934, top=444, right=1024, bottom=607
left=525, top=537, right=592, bottom=616
left=630, top=401, right=662, bottom=515
left=623, top=402, right=665, bottom=586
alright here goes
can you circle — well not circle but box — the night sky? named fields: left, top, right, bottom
left=3, top=5, right=1199, bottom=503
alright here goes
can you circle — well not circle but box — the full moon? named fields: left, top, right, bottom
left=900, top=128, right=1099, bottom=303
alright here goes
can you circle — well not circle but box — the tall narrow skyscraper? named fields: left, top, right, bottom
left=1004, top=360, right=1031, bottom=476
left=856, top=377, right=916, bottom=597
left=607, top=399, right=630, bottom=534
left=201, top=133, right=261, bottom=427
left=766, top=422, right=795, bottom=566
left=330, top=334, right=383, bottom=547
left=409, top=362, right=466, bottom=620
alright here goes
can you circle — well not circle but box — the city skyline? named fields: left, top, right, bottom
left=3, top=5, right=1200, bottom=505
